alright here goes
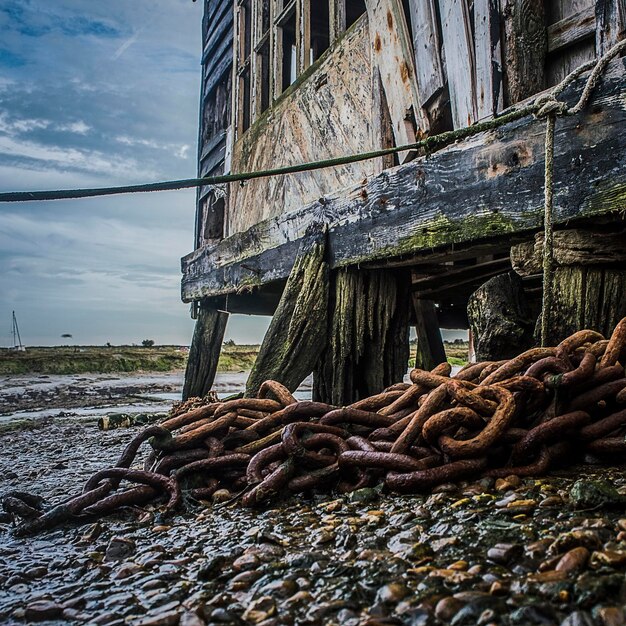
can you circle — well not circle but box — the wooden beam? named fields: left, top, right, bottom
left=313, top=268, right=411, bottom=405
left=411, top=257, right=512, bottom=292
left=245, top=223, right=328, bottom=396
left=413, top=297, right=447, bottom=370
left=548, top=6, right=596, bottom=53
left=181, top=58, right=626, bottom=303
left=183, top=304, right=229, bottom=400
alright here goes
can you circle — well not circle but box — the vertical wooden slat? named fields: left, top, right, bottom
left=499, top=0, right=546, bottom=105
left=412, top=296, right=447, bottom=370
left=364, top=0, right=425, bottom=157
left=596, top=0, right=626, bottom=53
left=474, top=0, right=504, bottom=120
left=330, top=0, right=347, bottom=43
left=407, top=0, right=445, bottom=107
left=272, top=0, right=283, bottom=99
left=438, top=0, right=478, bottom=128
left=297, top=0, right=311, bottom=74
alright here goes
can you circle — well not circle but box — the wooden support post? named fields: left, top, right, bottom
left=245, top=224, right=329, bottom=397
left=467, top=272, right=535, bottom=360
left=499, top=0, right=546, bottom=105
left=511, top=229, right=626, bottom=343
left=596, top=0, right=626, bottom=54
left=412, top=297, right=447, bottom=370
left=183, top=303, right=229, bottom=400
left=313, top=268, right=411, bottom=406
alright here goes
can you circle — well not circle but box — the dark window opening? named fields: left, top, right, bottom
left=260, top=0, right=270, bottom=33
left=242, top=0, right=252, bottom=58
left=311, top=2, right=330, bottom=62
left=258, top=42, right=271, bottom=113
left=241, top=69, right=251, bottom=132
left=346, top=0, right=366, bottom=29
left=202, top=194, right=225, bottom=242
left=280, top=14, right=297, bottom=92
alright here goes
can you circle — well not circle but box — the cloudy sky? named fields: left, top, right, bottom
left=0, top=0, right=269, bottom=346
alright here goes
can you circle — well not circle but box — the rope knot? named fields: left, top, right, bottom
left=534, top=94, right=569, bottom=119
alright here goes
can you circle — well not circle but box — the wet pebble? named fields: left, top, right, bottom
left=24, top=600, right=64, bottom=621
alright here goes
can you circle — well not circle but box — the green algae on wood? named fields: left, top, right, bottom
left=245, top=224, right=329, bottom=397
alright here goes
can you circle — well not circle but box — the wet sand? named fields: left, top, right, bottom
left=1, top=374, right=626, bottom=625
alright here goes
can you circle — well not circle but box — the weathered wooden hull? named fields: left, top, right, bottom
left=181, top=56, right=626, bottom=305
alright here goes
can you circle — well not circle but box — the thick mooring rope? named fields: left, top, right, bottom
left=534, top=39, right=626, bottom=343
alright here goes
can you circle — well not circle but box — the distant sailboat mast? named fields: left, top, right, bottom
left=12, top=311, right=25, bottom=351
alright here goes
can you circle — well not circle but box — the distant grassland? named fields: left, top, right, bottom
left=0, top=341, right=469, bottom=375
left=0, top=346, right=189, bottom=375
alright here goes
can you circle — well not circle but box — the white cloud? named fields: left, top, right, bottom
left=0, top=113, right=51, bottom=134
left=57, top=120, right=91, bottom=134
left=0, top=134, right=157, bottom=181
left=175, top=144, right=190, bottom=159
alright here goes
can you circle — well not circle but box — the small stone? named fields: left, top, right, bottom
left=495, top=475, right=521, bottom=491
left=527, top=570, right=567, bottom=583
left=596, top=607, right=625, bottom=626
left=489, top=581, right=508, bottom=596
left=569, top=480, right=625, bottom=509
left=152, top=525, right=172, bottom=533
left=617, top=519, right=626, bottom=532
left=549, top=530, right=602, bottom=555
left=134, top=611, right=180, bottom=626
left=283, top=591, right=314, bottom=607
left=435, top=597, right=464, bottom=622
left=376, top=582, right=409, bottom=604
left=555, top=547, right=590, bottom=574
left=242, top=596, right=276, bottom=624
left=112, top=561, right=142, bottom=579
left=449, top=560, right=469, bottom=571
left=24, top=601, right=64, bottom=622
left=348, top=487, right=378, bottom=503
left=232, top=553, right=260, bottom=571
left=590, top=550, right=626, bottom=568
left=487, top=543, right=522, bottom=564
left=211, top=490, right=231, bottom=504
left=560, top=610, right=595, bottom=626
left=25, top=566, right=48, bottom=579
left=105, top=537, right=136, bottom=561
left=539, top=496, right=564, bottom=508
left=259, top=579, right=298, bottom=598
left=179, top=612, right=205, bottom=626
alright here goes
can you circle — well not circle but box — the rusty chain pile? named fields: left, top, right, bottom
left=5, top=318, right=626, bottom=536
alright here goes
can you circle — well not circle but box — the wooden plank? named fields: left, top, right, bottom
left=181, top=58, right=626, bottom=303
left=313, top=268, right=411, bottom=405
left=407, top=0, right=445, bottom=107
left=330, top=0, right=347, bottom=43
left=182, top=304, right=229, bottom=400
left=412, top=257, right=512, bottom=292
left=474, top=0, right=504, bottom=120
left=245, top=224, right=328, bottom=396
left=227, top=16, right=384, bottom=236
left=364, top=0, right=426, bottom=152
left=413, top=297, right=447, bottom=370
left=596, top=0, right=626, bottom=54
left=438, top=0, right=477, bottom=128
left=548, top=5, right=596, bottom=52
left=499, top=0, right=546, bottom=104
